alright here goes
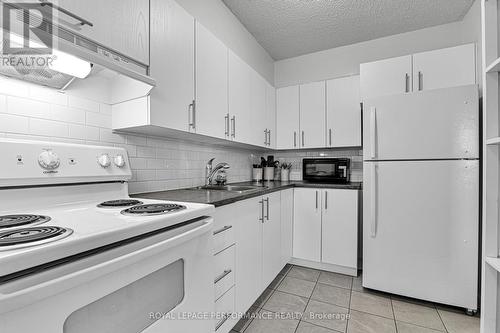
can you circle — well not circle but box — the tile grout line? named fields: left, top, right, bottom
left=435, top=305, right=450, bottom=333
left=294, top=269, right=320, bottom=333
left=389, top=295, right=398, bottom=333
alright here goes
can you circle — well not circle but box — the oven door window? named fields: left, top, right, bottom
left=63, top=259, right=184, bottom=333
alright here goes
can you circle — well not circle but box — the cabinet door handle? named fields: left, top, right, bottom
left=188, top=101, right=195, bottom=129
left=213, top=225, right=232, bottom=235
left=192, top=100, right=196, bottom=129
left=39, top=0, right=93, bottom=27
left=214, top=269, right=232, bottom=284
left=329, top=129, right=332, bottom=146
left=302, top=131, right=305, bottom=147
left=405, top=73, right=410, bottom=93
left=315, top=191, right=318, bottom=209
left=294, top=131, right=297, bottom=147
left=418, top=71, right=423, bottom=91
left=264, top=130, right=268, bottom=145
left=370, top=107, right=376, bottom=159
left=231, top=116, right=236, bottom=138
left=267, top=130, right=271, bottom=146
left=259, top=200, right=264, bottom=222
left=215, top=313, right=231, bottom=331
left=225, top=114, right=229, bottom=136
left=265, top=197, right=270, bottom=220
left=325, top=191, right=328, bottom=210
left=370, top=164, right=377, bottom=237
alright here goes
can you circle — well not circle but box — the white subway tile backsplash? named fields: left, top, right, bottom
left=69, top=95, right=100, bottom=112
left=51, top=105, right=86, bottom=124
left=7, top=96, right=51, bottom=119
left=29, top=86, right=68, bottom=105
left=29, top=118, right=69, bottom=138
left=99, top=104, right=112, bottom=115
left=86, top=111, right=112, bottom=128
left=0, top=77, right=30, bottom=97
left=0, top=113, right=29, bottom=133
left=137, top=146, right=156, bottom=158
left=99, top=128, right=125, bottom=144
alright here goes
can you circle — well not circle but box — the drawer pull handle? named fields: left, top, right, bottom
left=213, top=225, right=232, bottom=235
left=216, top=313, right=231, bottom=331
left=214, top=269, right=232, bottom=284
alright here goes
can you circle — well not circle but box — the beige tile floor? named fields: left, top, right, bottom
left=231, top=265, right=480, bottom=333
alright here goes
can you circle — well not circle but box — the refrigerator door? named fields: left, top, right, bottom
left=363, top=85, right=479, bottom=160
left=363, top=159, right=479, bottom=309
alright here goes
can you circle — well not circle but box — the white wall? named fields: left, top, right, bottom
left=176, top=0, right=275, bottom=84
left=274, top=0, right=482, bottom=88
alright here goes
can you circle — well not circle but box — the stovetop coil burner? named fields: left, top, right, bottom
left=121, top=203, right=186, bottom=216
left=97, top=199, right=143, bottom=208
left=0, top=215, right=51, bottom=229
left=0, top=226, right=73, bottom=250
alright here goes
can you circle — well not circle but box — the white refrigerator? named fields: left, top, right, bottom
left=362, top=85, right=479, bottom=311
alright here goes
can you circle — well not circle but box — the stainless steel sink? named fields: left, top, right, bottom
left=196, top=185, right=263, bottom=193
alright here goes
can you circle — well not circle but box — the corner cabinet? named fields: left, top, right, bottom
left=293, top=188, right=359, bottom=276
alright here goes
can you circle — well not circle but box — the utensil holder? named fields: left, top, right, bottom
left=281, top=169, right=290, bottom=182
left=264, top=167, right=274, bottom=181
left=252, top=168, right=263, bottom=182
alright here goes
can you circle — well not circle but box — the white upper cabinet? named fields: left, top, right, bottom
left=360, top=44, right=476, bottom=100
left=228, top=51, right=252, bottom=142
left=195, top=22, right=228, bottom=139
left=360, top=55, right=412, bottom=100
left=412, top=44, right=476, bottom=92
left=266, top=83, right=276, bottom=149
left=326, top=76, right=361, bottom=147
left=250, top=70, right=268, bottom=147
left=299, top=81, right=326, bottom=149
left=57, top=0, right=149, bottom=64
left=276, top=86, right=300, bottom=149
left=293, top=188, right=322, bottom=262
left=149, top=0, right=194, bottom=132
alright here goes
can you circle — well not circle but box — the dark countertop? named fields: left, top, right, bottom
left=132, top=181, right=362, bottom=207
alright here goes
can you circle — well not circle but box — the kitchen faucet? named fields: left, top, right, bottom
left=205, top=158, right=230, bottom=185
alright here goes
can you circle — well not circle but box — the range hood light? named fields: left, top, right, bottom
left=48, top=51, right=92, bottom=79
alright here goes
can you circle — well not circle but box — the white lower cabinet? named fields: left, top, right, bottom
left=293, top=188, right=322, bottom=261
left=215, top=192, right=284, bottom=318
left=293, top=188, right=358, bottom=275
left=280, top=189, right=293, bottom=267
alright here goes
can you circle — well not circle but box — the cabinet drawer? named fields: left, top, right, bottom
left=214, top=245, right=235, bottom=300
left=215, top=286, right=235, bottom=332
left=213, top=223, right=235, bottom=255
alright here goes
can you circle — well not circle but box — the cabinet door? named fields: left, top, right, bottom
left=412, top=44, right=476, bottom=92
left=250, top=70, right=268, bottom=147
left=266, top=83, right=276, bottom=149
left=293, top=188, right=322, bottom=262
left=322, top=189, right=358, bottom=269
left=195, top=22, right=228, bottom=139
left=280, top=189, right=293, bottom=267
left=233, top=197, right=262, bottom=314
left=149, top=0, right=194, bottom=132
left=276, top=86, right=300, bottom=149
left=299, top=81, right=326, bottom=149
left=228, top=51, right=252, bottom=143
left=360, top=55, right=412, bottom=100
left=262, top=192, right=282, bottom=287
left=57, top=0, right=149, bottom=64
left=326, top=76, right=361, bottom=147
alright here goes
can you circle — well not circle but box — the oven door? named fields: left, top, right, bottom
left=0, top=218, right=214, bottom=333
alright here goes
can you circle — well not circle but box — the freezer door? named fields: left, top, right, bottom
left=363, top=85, right=479, bottom=160
left=363, top=160, right=479, bottom=309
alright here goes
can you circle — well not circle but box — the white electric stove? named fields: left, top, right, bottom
left=0, top=138, right=216, bottom=333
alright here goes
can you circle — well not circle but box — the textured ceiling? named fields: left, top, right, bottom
left=222, top=0, right=475, bottom=60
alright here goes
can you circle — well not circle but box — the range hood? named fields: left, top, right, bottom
left=0, top=2, right=155, bottom=103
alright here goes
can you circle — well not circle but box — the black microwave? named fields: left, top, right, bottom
left=302, top=158, right=350, bottom=183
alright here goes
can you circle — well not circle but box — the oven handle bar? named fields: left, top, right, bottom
left=0, top=219, right=213, bottom=314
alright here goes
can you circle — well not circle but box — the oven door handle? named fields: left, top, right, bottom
left=0, top=219, right=213, bottom=313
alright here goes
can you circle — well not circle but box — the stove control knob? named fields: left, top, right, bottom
left=114, top=154, right=126, bottom=168
left=38, top=150, right=60, bottom=170
left=97, top=154, right=111, bottom=168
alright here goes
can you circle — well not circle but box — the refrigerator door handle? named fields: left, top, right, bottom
left=370, top=107, right=376, bottom=159
left=370, top=163, right=377, bottom=237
